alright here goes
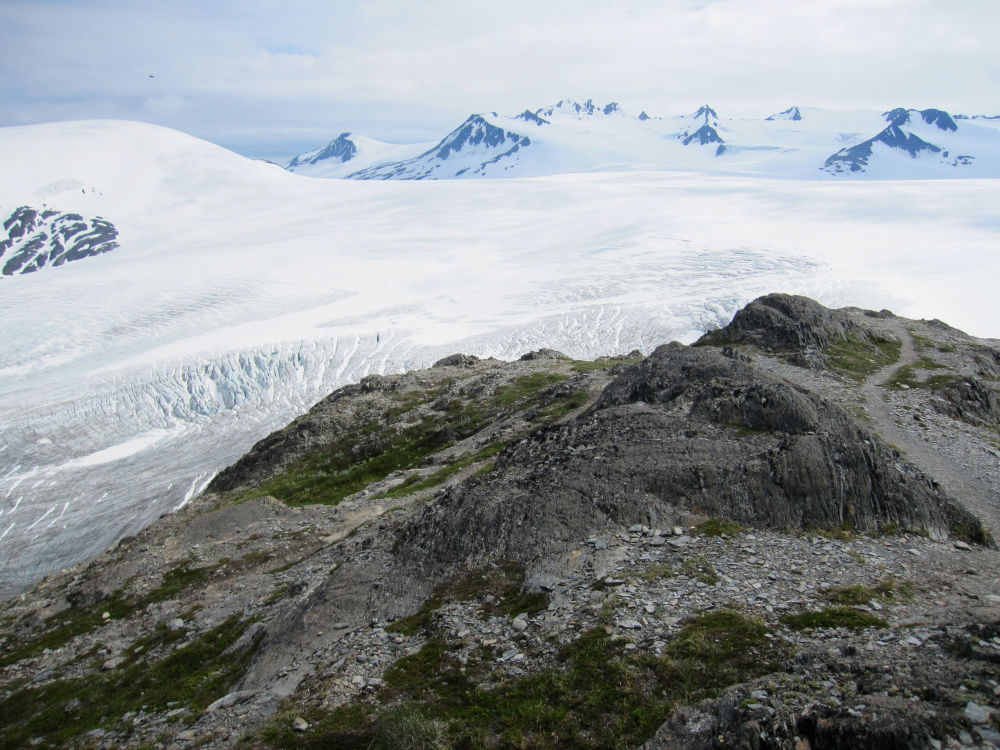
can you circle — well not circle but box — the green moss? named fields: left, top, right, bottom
left=887, top=357, right=953, bottom=391
left=781, top=606, right=888, bottom=631
left=494, top=372, right=568, bottom=406
left=0, top=592, right=132, bottom=668
left=1, top=562, right=211, bottom=669
left=531, top=389, right=590, bottom=421
left=826, top=335, right=901, bottom=381
left=387, top=562, right=548, bottom=636
left=0, top=615, right=262, bottom=748
left=570, top=355, right=644, bottom=373
left=376, top=442, right=509, bottom=501
left=145, top=563, right=213, bottom=604
left=655, top=610, right=786, bottom=704
left=822, top=577, right=915, bottom=605
left=694, top=518, right=745, bottom=537
left=637, top=562, right=676, bottom=582
left=257, top=611, right=787, bottom=750
left=680, top=554, right=719, bottom=585
left=238, top=368, right=573, bottom=509
left=950, top=520, right=993, bottom=546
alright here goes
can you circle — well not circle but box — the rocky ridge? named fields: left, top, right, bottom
left=1, top=295, right=999, bottom=749
left=0, top=205, right=119, bottom=276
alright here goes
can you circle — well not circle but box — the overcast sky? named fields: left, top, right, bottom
left=1, top=0, right=997, bottom=160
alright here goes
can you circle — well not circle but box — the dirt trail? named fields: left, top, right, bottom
left=862, top=320, right=998, bottom=537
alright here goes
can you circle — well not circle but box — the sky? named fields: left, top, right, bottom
left=1, top=0, right=997, bottom=160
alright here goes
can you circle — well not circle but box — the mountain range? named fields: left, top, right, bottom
left=285, top=100, right=1000, bottom=180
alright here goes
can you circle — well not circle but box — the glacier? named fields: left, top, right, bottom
left=1, top=119, right=1000, bottom=597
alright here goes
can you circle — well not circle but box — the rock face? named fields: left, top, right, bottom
left=697, top=293, right=863, bottom=351
left=0, top=205, right=119, bottom=276
left=936, top=376, right=1000, bottom=426
left=396, top=344, right=984, bottom=581
left=695, top=293, right=879, bottom=365
left=286, top=132, right=357, bottom=170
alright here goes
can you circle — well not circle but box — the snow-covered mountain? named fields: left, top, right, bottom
left=676, top=105, right=726, bottom=152
left=1, top=117, right=1000, bottom=597
left=285, top=132, right=432, bottom=178
left=349, top=114, right=532, bottom=179
left=823, top=108, right=974, bottom=175
left=286, top=101, right=1000, bottom=180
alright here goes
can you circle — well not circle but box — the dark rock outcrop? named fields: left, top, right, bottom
left=286, top=133, right=357, bottom=170
left=0, top=205, right=119, bottom=276
left=432, top=353, right=481, bottom=368
left=695, top=293, right=874, bottom=364
left=397, top=343, right=985, bottom=578
left=518, top=348, right=568, bottom=361
left=935, top=376, right=1000, bottom=426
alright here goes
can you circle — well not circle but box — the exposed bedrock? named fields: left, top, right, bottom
left=695, top=292, right=883, bottom=363
left=396, top=343, right=986, bottom=580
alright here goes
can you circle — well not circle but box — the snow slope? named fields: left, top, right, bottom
left=2, top=119, right=1000, bottom=595
left=288, top=101, right=1000, bottom=180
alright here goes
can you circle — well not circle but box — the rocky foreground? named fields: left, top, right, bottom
left=2, top=294, right=999, bottom=749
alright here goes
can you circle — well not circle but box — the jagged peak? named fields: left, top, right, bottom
left=920, top=108, right=958, bottom=132
left=287, top=132, right=356, bottom=169
left=883, top=108, right=913, bottom=127
left=693, top=105, right=719, bottom=123
left=537, top=98, right=626, bottom=118
left=766, top=106, right=802, bottom=121
left=882, top=107, right=959, bottom=133
left=515, top=109, right=549, bottom=126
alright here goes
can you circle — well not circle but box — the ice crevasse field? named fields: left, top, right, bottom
left=1, top=118, right=999, bottom=595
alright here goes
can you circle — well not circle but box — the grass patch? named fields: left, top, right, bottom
left=679, top=555, right=719, bottom=585
left=244, top=396, right=501, bottom=507
left=0, top=614, right=262, bottom=748
left=822, top=577, right=915, bottom=606
left=812, top=527, right=854, bottom=541
left=387, top=562, right=548, bottom=636
left=694, top=518, right=745, bottom=537
left=0, top=562, right=211, bottom=668
left=781, top=606, right=888, bottom=631
left=637, top=562, right=676, bottom=582
left=494, top=372, right=568, bottom=406
left=256, top=611, right=786, bottom=749
left=655, top=611, right=786, bottom=703
left=570, top=355, right=644, bottom=373
left=886, top=357, right=952, bottom=391
left=531, top=389, right=590, bottom=422
left=376, top=442, right=509, bottom=501
left=240, top=369, right=569, bottom=508
left=826, top=335, right=901, bottom=381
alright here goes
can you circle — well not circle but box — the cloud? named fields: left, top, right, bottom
left=1, top=0, right=998, bottom=158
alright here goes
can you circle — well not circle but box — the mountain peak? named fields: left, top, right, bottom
left=515, top=109, right=549, bottom=126
left=824, top=107, right=964, bottom=174
left=537, top=99, right=622, bottom=118
left=287, top=132, right=357, bottom=170
left=881, top=108, right=957, bottom=132
left=767, top=106, right=802, bottom=121
left=693, top=105, right=719, bottom=123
